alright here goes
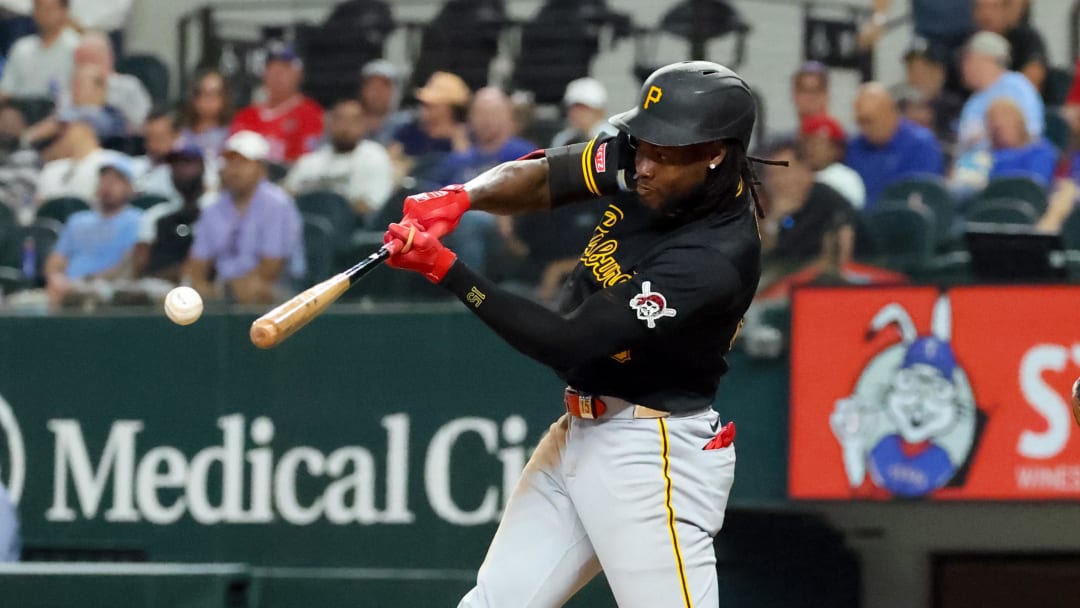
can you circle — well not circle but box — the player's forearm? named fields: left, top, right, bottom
left=439, top=261, right=625, bottom=372
left=464, top=158, right=551, bottom=215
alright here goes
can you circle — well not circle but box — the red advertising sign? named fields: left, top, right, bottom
left=790, top=286, right=1080, bottom=500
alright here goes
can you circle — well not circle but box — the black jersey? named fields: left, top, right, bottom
left=439, top=134, right=762, bottom=412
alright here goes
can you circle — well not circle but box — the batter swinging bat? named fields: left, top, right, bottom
left=249, top=240, right=403, bottom=349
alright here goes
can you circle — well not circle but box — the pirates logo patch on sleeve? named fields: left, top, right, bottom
left=629, top=281, right=677, bottom=328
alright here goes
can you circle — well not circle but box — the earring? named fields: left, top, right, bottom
left=709, top=163, right=716, bottom=170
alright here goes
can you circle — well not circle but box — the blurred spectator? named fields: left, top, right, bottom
left=550, top=77, right=615, bottom=148
left=858, top=0, right=974, bottom=92
left=133, top=144, right=213, bottom=283
left=0, top=102, right=40, bottom=222
left=986, top=97, right=1056, bottom=185
left=799, top=114, right=866, bottom=211
left=791, top=61, right=830, bottom=125
left=69, top=0, right=133, bottom=56
left=358, top=59, right=406, bottom=146
left=391, top=71, right=470, bottom=161
left=23, top=62, right=127, bottom=142
left=761, top=140, right=858, bottom=274
left=185, top=131, right=302, bottom=305
left=230, top=42, right=323, bottom=164
left=67, top=31, right=151, bottom=131
left=0, top=0, right=79, bottom=99
left=892, top=38, right=964, bottom=146
left=132, top=108, right=179, bottom=197
left=44, top=155, right=141, bottom=308
left=436, top=87, right=535, bottom=273
left=178, top=68, right=233, bottom=158
left=285, top=98, right=393, bottom=221
left=846, top=83, right=944, bottom=210
left=972, top=0, right=1046, bottom=91
left=957, top=31, right=1043, bottom=157
left=1036, top=179, right=1077, bottom=234
left=34, top=117, right=115, bottom=205
left=0, top=481, right=18, bottom=562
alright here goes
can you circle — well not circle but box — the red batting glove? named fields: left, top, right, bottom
left=401, top=185, right=471, bottom=238
left=384, top=223, right=458, bottom=283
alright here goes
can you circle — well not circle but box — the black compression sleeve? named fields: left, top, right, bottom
left=439, top=261, right=642, bottom=373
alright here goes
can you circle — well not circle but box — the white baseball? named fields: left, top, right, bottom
left=164, top=286, right=203, bottom=326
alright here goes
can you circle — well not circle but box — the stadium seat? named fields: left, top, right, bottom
left=130, top=193, right=169, bottom=211
left=1062, top=208, right=1080, bottom=250
left=409, top=0, right=507, bottom=92
left=964, top=197, right=1041, bottom=225
left=36, top=197, right=89, bottom=224
left=19, top=218, right=63, bottom=286
left=862, top=200, right=935, bottom=272
left=1044, top=108, right=1070, bottom=152
left=0, top=264, right=20, bottom=293
left=299, top=213, right=335, bottom=288
left=8, top=96, right=54, bottom=124
left=116, top=54, right=170, bottom=106
left=977, top=175, right=1048, bottom=214
left=295, top=0, right=394, bottom=107
left=880, top=174, right=956, bottom=248
left=1043, top=65, right=1074, bottom=106
left=295, top=190, right=356, bottom=252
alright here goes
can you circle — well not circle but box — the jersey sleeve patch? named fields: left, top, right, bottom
left=628, top=281, right=678, bottom=329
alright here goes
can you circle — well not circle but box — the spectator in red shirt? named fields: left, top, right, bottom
left=230, top=41, right=323, bottom=164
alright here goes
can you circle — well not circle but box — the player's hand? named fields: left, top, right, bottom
left=384, top=222, right=458, bottom=283
left=401, top=185, right=471, bottom=238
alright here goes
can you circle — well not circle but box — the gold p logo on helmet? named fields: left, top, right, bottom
left=643, top=86, right=663, bottom=109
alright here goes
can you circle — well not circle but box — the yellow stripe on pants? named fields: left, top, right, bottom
left=658, top=418, right=693, bottom=608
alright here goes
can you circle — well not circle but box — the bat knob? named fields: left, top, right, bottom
left=250, top=319, right=280, bottom=349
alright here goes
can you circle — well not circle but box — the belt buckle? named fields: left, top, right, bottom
left=577, top=394, right=595, bottom=419
left=565, top=388, right=601, bottom=419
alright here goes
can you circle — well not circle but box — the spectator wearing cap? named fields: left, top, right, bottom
left=0, top=0, right=79, bottom=99
left=133, top=143, right=215, bottom=282
left=66, top=31, right=152, bottom=131
left=185, top=131, right=303, bottom=305
left=846, top=82, right=944, bottom=211
left=285, top=98, right=393, bottom=221
left=230, top=42, right=324, bottom=164
left=799, top=114, right=866, bottom=211
left=892, top=37, right=965, bottom=146
left=550, top=77, right=616, bottom=148
left=391, top=70, right=470, bottom=161
left=33, top=117, right=116, bottom=206
left=44, top=153, right=142, bottom=308
left=358, top=59, right=407, bottom=146
left=956, top=31, right=1043, bottom=158
left=971, top=0, right=1046, bottom=92
left=791, top=62, right=830, bottom=125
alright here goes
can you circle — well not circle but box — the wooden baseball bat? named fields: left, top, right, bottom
left=250, top=241, right=400, bottom=349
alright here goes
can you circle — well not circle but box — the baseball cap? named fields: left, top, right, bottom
left=903, top=36, right=946, bottom=65
left=223, top=130, right=270, bottom=162
left=415, top=71, right=470, bottom=106
left=966, top=31, right=1011, bottom=62
left=793, top=60, right=829, bottom=85
left=799, top=114, right=846, bottom=143
left=361, top=59, right=399, bottom=82
left=563, top=77, right=607, bottom=109
left=265, top=40, right=302, bottom=68
left=98, top=153, right=135, bottom=182
left=165, top=142, right=204, bottom=162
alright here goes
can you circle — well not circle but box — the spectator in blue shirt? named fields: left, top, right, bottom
left=956, top=31, right=1043, bottom=157
left=44, top=155, right=142, bottom=309
left=846, top=83, right=945, bottom=211
left=987, top=97, right=1057, bottom=185
left=435, top=87, right=537, bottom=273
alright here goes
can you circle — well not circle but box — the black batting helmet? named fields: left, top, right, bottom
left=609, top=61, right=756, bottom=151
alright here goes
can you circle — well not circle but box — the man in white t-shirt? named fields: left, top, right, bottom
left=284, top=98, right=393, bottom=220
left=0, top=0, right=80, bottom=99
left=67, top=31, right=151, bottom=130
left=799, top=113, right=867, bottom=211
left=34, top=115, right=121, bottom=206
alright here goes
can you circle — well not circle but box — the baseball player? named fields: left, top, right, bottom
left=384, top=61, right=762, bottom=608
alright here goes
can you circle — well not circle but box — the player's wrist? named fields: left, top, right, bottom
left=426, top=248, right=458, bottom=284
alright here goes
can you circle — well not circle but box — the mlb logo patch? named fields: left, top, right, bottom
left=594, top=142, right=607, bottom=174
